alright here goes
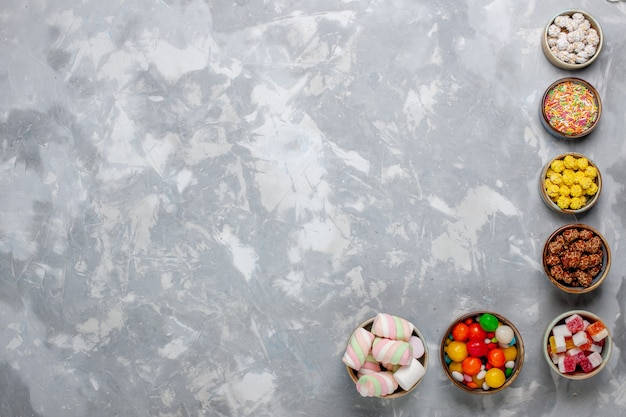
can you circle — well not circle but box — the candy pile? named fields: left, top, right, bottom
left=547, top=12, right=600, bottom=65
left=543, top=154, right=599, bottom=210
left=546, top=313, right=608, bottom=374
left=545, top=226, right=604, bottom=287
left=442, top=313, right=519, bottom=391
left=342, top=313, right=426, bottom=397
left=543, top=80, right=599, bottom=137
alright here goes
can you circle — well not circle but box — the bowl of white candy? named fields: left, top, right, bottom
left=542, top=10, right=603, bottom=70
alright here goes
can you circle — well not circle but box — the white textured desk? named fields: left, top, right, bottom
left=1, top=0, right=626, bottom=416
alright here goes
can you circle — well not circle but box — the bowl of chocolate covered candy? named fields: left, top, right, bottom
left=343, top=313, right=428, bottom=398
left=543, top=310, right=611, bottom=380
left=542, top=10, right=603, bottom=70
left=440, top=312, right=524, bottom=394
left=543, top=223, right=611, bottom=294
left=539, top=153, right=602, bottom=214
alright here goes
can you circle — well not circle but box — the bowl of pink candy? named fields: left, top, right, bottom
left=342, top=313, right=428, bottom=398
left=543, top=310, right=612, bottom=380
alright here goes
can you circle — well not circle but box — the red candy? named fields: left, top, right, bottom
left=452, top=323, right=470, bottom=342
left=488, top=349, right=506, bottom=368
left=565, top=314, right=585, bottom=334
left=562, top=356, right=577, bottom=373
left=462, top=357, right=482, bottom=375
left=466, top=340, right=488, bottom=357
left=468, top=323, right=487, bottom=341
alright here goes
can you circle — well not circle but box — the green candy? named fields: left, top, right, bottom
left=505, top=367, right=513, bottom=377
left=479, top=313, right=499, bottom=332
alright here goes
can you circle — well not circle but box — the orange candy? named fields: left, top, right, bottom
left=488, top=348, right=506, bottom=368
left=462, top=356, right=482, bottom=376
left=452, top=323, right=470, bottom=342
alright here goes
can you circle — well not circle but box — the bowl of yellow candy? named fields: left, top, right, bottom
left=539, top=153, right=602, bottom=214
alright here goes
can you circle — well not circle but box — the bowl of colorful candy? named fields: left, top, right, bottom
left=539, top=153, right=602, bottom=214
left=343, top=313, right=428, bottom=398
left=543, top=310, right=611, bottom=380
left=540, top=77, right=602, bottom=139
left=542, top=223, right=611, bottom=294
left=542, top=10, right=603, bottom=70
left=440, top=312, right=524, bottom=394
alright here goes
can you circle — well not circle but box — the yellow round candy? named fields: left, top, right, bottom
left=448, top=361, right=463, bottom=373
left=546, top=184, right=560, bottom=198
left=563, top=155, right=576, bottom=169
left=557, top=196, right=570, bottom=209
left=485, top=368, right=506, bottom=389
left=472, top=374, right=485, bottom=385
left=502, top=346, right=517, bottom=362
left=570, top=197, right=584, bottom=210
left=585, top=166, right=597, bottom=179
left=570, top=184, right=583, bottom=198
left=577, top=157, right=589, bottom=170
left=579, top=176, right=592, bottom=190
left=548, top=171, right=563, bottom=185
left=446, top=341, right=468, bottom=363
left=562, top=169, right=575, bottom=186
left=586, top=182, right=598, bottom=196
left=550, top=159, right=565, bottom=173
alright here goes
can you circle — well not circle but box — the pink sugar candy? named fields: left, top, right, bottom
left=371, top=313, right=415, bottom=342
left=565, top=314, right=585, bottom=333
left=578, top=353, right=601, bottom=373
left=563, top=355, right=577, bottom=373
left=558, top=355, right=576, bottom=373
left=572, top=351, right=586, bottom=364
left=342, top=327, right=375, bottom=371
left=371, top=337, right=413, bottom=366
left=587, top=351, right=603, bottom=369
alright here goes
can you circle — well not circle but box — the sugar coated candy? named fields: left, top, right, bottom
left=586, top=321, right=609, bottom=342
left=547, top=313, right=609, bottom=376
left=565, top=314, right=585, bottom=333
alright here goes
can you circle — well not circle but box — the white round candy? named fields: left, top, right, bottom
left=495, top=325, right=514, bottom=345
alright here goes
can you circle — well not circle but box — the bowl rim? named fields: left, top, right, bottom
left=541, top=9, right=603, bottom=70
left=439, top=311, right=525, bottom=394
left=345, top=316, right=429, bottom=398
left=539, top=152, right=602, bottom=214
left=542, top=309, right=612, bottom=380
left=542, top=223, right=611, bottom=294
left=540, top=77, right=602, bottom=139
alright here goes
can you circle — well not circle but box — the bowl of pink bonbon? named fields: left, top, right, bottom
left=440, top=311, right=524, bottom=394
left=342, top=313, right=428, bottom=398
left=542, top=310, right=611, bottom=380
